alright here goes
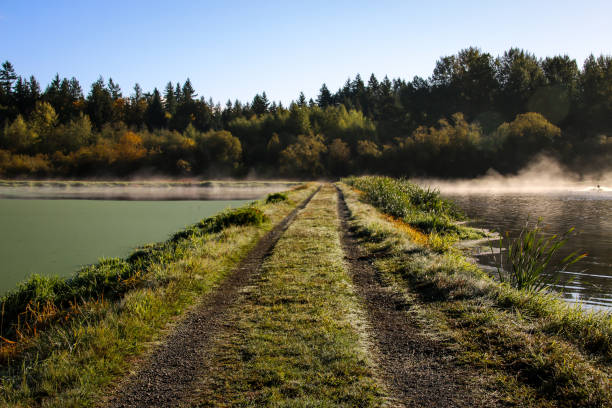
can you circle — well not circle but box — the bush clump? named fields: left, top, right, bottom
left=266, top=192, right=288, bottom=203
left=201, top=207, right=267, bottom=232
left=0, top=258, right=137, bottom=342
left=171, top=207, right=267, bottom=242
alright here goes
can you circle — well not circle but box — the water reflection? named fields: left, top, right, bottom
left=443, top=190, right=612, bottom=310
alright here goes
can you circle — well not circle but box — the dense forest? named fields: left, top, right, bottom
left=0, top=47, right=610, bottom=179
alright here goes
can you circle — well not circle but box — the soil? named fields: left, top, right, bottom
left=336, top=186, right=501, bottom=408
left=103, top=187, right=320, bottom=408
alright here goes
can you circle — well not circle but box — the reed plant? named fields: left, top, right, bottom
left=492, top=220, right=587, bottom=293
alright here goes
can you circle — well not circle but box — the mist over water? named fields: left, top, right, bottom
left=0, top=181, right=299, bottom=201
left=419, top=156, right=612, bottom=194
left=421, top=157, right=612, bottom=310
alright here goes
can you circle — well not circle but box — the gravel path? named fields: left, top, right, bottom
left=104, top=187, right=319, bottom=408
left=336, top=186, right=499, bottom=408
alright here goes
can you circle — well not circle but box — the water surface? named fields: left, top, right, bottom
left=443, top=190, right=612, bottom=310
left=0, top=199, right=248, bottom=295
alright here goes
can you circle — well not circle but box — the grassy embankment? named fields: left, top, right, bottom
left=341, top=176, right=612, bottom=407
left=0, top=183, right=317, bottom=407
left=193, top=184, right=383, bottom=406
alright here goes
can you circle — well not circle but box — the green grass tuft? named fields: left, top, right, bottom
left=171, top=206, right=267, bottom=242
left=265, top=192, right=288, bottom=203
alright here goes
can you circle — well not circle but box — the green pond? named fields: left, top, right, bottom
left=0, top=199, right=249, bottom=295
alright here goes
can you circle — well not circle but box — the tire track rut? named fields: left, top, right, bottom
left=336, top=186, right=498, bottom=408
left=105, top=186, right=320, bottom=408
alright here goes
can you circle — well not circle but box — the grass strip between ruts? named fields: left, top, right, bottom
left=194, top=184, right=384, bottom=407
left=0, top=184, right=317, bottom=408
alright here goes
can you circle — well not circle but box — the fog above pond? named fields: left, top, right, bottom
left=417, top=156, right=612, bottom=194
left=422, top=157, right=612, bottom=309
left=0, top=181, right=299, bottom=200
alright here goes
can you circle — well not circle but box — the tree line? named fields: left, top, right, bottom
left=0, top=47, right=610, bottom=178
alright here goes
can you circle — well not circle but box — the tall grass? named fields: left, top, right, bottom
left=342, top=176, right=483, bottom=251
left=492, top=220, right=587, bottom=292
left=343, top=176, right=461, bottom=220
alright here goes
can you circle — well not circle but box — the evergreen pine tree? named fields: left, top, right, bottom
left=108, top=78, right=122, bottom=100
left=297, top=91, right=307, bottom=107
left=317, top=83, right=333, bottom=107
left=44, top=74, right=61, bottom=106
left=145, top=88, right=166, bottom=129
left=164, top=82, right=176, bottom=116
left=12, top=77, right=29, bottom=116
left=368, top=73, right=379, bottom=93
left=0, top=61, right=17, bottom=95
left=68, top=77, right=82, bottom=100
left=86, top=76, right=113, bottom=129
left=252, top=92, right=269, bottom=115
left=25, top=76, right=41, bottom=115
left=182, top=78, right=196, bottom=100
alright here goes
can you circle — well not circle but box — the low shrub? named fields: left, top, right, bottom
left=171, top=207, right=267, bottom=242
left=266, top=192, right=288, bottom=204
left=202, top=207, right=267, bottom=232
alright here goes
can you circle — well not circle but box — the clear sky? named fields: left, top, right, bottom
left=2, top=0, right=611, bottom=105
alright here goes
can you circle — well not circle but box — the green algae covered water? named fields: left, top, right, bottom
left=0, top=199, right=249, bottom=295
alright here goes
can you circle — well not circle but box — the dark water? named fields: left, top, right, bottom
left=443, top=191, right=612, bottom=310
left=0, top=199, right=249, bottom=295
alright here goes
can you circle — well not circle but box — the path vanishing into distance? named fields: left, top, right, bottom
left=104, top=183, right=498, bottom=407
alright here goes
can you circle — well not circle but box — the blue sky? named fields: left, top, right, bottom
left=2, top=0, right=611, bottom=105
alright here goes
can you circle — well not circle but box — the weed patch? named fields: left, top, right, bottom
left=491, top=220, right=586, bottom=292
left=343, top=175, right=485, bottom=250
